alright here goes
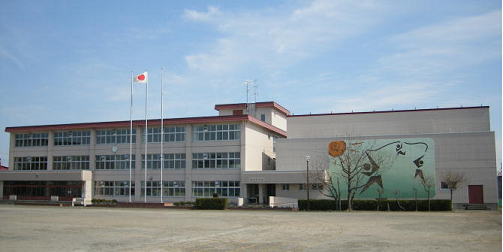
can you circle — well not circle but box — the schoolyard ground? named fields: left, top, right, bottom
left=0, top=205, right=500, bottom=251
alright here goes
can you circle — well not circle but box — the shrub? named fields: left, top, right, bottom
left=195, top=198, right=228, bottom=210
left=298, top=199, right=451, bottom=211
left=91, top=199, right=117, bottom=205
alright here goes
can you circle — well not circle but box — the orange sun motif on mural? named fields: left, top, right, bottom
left=328, top=141, right=346, bottom=157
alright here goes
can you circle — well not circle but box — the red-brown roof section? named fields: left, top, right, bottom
left=5, top=115, right=287, bottom=137
left=215, top=101, right=290, bottom=116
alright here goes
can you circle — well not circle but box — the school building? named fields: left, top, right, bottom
left=0, top=102, right=498, bottom=209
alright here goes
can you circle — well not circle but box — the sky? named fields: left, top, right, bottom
left=0, top=0, right=501, bottom=168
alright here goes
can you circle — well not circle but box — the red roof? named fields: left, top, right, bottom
left=215, top=101, right=290, bottom=116
left=0, top=165, right=8, bottom=171
left=5, top=115, right=287, bottom=137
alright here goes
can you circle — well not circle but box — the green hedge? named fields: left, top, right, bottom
left=298, top=199, right=451, bottom=211
left=195, top=198, right=228, bottom=210
left=91, top=199, right=117, bottom=205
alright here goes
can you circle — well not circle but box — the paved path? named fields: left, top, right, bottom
left=0, top=205, right=500, bottom=251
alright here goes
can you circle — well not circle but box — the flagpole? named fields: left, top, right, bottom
left=129, top=71, right=133, bottom=203
left=160, top=67, right=164, bottom=203
left=144, top=70, right=148, bottom=203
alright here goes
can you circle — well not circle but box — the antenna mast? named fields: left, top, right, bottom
left=243, top=79, right=257, bottom=116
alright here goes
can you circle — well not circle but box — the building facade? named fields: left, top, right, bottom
left=1, top=102, right=498, bottom=209
left=267, top=106, right=497, bottom=209
left=0, top=102, right=288, bottom=204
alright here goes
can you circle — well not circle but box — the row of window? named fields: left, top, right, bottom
left=93, top=180, right=240, bottom=198
left=13, top=152, right=241, bottom=170
left=282, top=183, right=323, bottom=191
left=15, top=124, right=242, bottom=147
left=192, top=152, right=241, bottom=169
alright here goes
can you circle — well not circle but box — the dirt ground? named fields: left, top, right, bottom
left=0, top=205, right=500, bottom=252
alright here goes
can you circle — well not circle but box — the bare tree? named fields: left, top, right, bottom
left=421, top=175, right=435, bottom=211
left=313, top=168, right=343, bottom=211
left=441, top=170, right=467, bottom=207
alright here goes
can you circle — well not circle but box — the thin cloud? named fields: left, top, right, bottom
left=378, top=10, right=501, bottom=78
left=0, top=45, right=24, bottom=69
left=182, top=0, right=388, bottom=74
left=183, top=6, right=221, bottom=21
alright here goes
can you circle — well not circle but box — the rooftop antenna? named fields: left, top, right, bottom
left=253, top=83, right=258, bottom=103
left=243, top=79, right=257, bottom=104
left=243, top=79, right=257, bottom=116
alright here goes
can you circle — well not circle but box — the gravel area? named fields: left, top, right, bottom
left=0, top=205, right=500, bottom=251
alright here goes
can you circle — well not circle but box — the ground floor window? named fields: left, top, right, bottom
left=94, top=181, right=135, bottom=196
left=3, top=181, right=82, bottom=200
left=282, top=184, right=290, bottom=191
left=140, top=181, right=186, bottom=197
left=192, top=181, right=240, bottom=197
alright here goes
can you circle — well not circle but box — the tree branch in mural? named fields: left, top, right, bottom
left=328, top=140, right=391, bottom=211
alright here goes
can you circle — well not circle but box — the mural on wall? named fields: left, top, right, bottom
left=328, top=138, right=435, bottom=199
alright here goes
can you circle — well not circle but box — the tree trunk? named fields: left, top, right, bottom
left=450, top=189, right=453, bottom=209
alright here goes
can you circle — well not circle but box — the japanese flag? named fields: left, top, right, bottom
left=133, top=72, right=148, bottom=84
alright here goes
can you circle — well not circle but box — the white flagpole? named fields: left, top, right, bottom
left=129, top=71, right=133, bottom=202
left=160, top=67, right=164, bottom=203
left=144, top=70, right=148, bottom=203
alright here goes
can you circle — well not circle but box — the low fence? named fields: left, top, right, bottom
left=269, top=196, right=298, bottom=209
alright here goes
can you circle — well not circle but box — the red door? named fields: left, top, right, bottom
left=468, top=185, right=484, bottom=204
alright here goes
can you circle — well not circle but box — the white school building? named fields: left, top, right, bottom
left=0, top=101, right=498, bottom=209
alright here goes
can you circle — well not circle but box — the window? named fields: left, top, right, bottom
left=54, top=131, right=90, bottom=146
left=192, top=181, right=240, bottom=197
left=299, top=184, right=306, bottom=191
left=53, top=156, right=90, bottom=170
left=141, top=181, right=162, bottom=196
left=14, top=133, right=49, bottom=147
left=192, top=152, right=240, bottom=169
left=94, top=181, right=135, bottom=196
left=282, top=184, right=290, bottom=191
left=141, top=154, right=186, bottom=169
left=145, top=126, right=185, bottom=143
left=260, top=114, right=266, bottom=122
left=13, top=157, right=48, bottom=170
left=96, top=129, right=136, bottom=145
left=193, top=124, right=241, bottom=141
left=312, top=183, right=323, bottom=191
left=440, top=182, right=449, bottom=190
left=95, top=155, right=135, bottom=170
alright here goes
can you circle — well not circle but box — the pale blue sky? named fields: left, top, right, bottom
left=0, top=0, right=501, bottom=167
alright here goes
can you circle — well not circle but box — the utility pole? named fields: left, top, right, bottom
left=306, top=155, right=310, bottom=211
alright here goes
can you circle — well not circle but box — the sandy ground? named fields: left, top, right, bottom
left=0, top=205, right=500, bottom=252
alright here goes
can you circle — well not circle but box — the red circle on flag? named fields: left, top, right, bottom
left=138, top=74, right=145, bottom=81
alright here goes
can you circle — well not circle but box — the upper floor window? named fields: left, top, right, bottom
left=193, top=124, right=240, bottom=141
left=145, top=126, right=185, bottom=143
left=141, top=153, right=186, bottom=169
left=15, top=133, right=48, bottom=147
left=192, top=152, right=240, bottom=169
left=13, top=157, right=48, bottom=170
left=54, top=131, right=90, bottom=146
left=96, top=129, right=136, bottom=145
left=95, top=155, right=135, bottom=170
left=53, top=156, right=90, bottom=170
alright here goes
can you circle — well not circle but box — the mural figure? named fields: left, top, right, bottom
left=359, top=141, right=430, bottom=195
